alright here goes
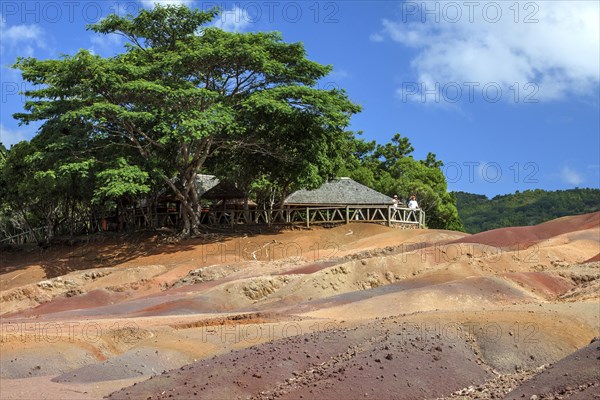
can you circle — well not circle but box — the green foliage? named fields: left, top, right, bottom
left=12, top=4, right=360, bottom=236
left=94, top=158, right=150, bottom=202
left=2, top=5, right=467, bottom=237
left=372, top=133, right=414, bottom=169
left=0, top=119, right=117, bottom=239
left=0, top=141, right=60, bottom=239
left=454, top=189, right=600, bottom=233
left=0, top=143, right=7, bottom=161
left=338, top=134, right=463, bottom=231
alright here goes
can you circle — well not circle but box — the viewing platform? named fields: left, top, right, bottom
left=199, top=205, right=425, bottom=229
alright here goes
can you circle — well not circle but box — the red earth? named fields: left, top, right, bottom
left=1, top=213, right=599, bottom=399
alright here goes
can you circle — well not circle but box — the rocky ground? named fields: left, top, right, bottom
left=1, top=212, right=599, bottom=399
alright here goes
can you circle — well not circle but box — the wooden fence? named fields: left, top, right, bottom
left=0, top=227, right=46, bottom=245
left=199, top=206, right=425, bottom=229
left=0, top=206, right=425, bottom=244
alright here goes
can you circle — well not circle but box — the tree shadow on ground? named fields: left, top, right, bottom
left=0, top=225, right=299, bottom=279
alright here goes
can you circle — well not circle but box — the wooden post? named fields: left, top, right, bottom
left=345, top=206, right=349, bottom=224
left=306, top=207, right=310, bottom=228
left=387, top=206, right=392, bottom=227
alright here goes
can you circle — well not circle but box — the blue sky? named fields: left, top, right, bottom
left=1, top=0, right=599, bottom=197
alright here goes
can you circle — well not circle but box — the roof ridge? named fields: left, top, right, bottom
left=284, top=178, right=393, bottom=206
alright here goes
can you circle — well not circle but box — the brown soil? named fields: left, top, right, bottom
left=1, top=214, right=599, bottom=399
left=503, top=337, right=600, bottom=399
left=107, top=317, right=492, bottom=400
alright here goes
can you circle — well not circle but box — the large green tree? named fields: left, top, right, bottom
left=14, top=5, right=359, bottom=236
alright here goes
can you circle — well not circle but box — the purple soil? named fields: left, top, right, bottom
left=585, top=253, right=600, bottom=263
left=6, top=272, right=532, bottom=322
left=279, top=260, right=342, bottom=275
left=277, top=275, right=531, bottom=316
left=452, top=212, right=600, bottom=249
left=4, top=289, right=129, bottom=319
left=52, top=347, right=191, bottom=383
left=11, top=292, right=193, bottom=321
left=10, top=280, right=237, bottom=320
left=503, top=272, right=574, bottom=298
left=6, top=260, right=345, bottom=320
left=106, top=317, right=491, bottom=400
left=503, top=338, right=600, bottom=399
left=18, top=268, right=474, bottom=319
left=131, top=296, right=232, bottom=317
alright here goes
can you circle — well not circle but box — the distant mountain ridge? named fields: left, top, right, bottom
left=453, top=188, right=600, bottom=233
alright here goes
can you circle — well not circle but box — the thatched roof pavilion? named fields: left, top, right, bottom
left=284, top=177, right=393, bottom=206
left=201, top=181, right=245, bottom=201
left=196, top=174, right=220, bottom=197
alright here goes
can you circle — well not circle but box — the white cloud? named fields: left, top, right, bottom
left=139, top=0, right=194, bottom=8
left=213, top=6, right=252, bottom=32
left=378, top=1, right=600, bottom=103
left=90, top=33, right=123, bottom=55
left=369, top=33, right=384, bottom=42
left=0, top=123, right=29, bottom=147
left=0, top=16, right=44, bottom=57
left=331, top=69, right=350, bottom=80
left=2, top=24, right=43, bottom=43
left=561, top=166, right=584, bottom=186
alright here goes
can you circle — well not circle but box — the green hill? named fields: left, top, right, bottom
left=454, top=188, right=600, bottom=233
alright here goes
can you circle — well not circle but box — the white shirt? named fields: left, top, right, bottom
left=408, top=199, right=419, bottom=210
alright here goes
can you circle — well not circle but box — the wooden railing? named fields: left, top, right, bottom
left=0, top=207, right=425, bottom=243
left=0, top=227, right=46, bottom=245
left=199, top=206, right=425, bottom=229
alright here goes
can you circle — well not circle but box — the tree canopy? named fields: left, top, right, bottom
left=12, top=5, right=360, bottom=236
left=2, top=4, right=468, bottom=240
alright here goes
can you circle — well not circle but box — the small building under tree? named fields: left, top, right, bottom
left=284, top=177, right=394, bottom=207
left=282, top=177, right=424, bottom=228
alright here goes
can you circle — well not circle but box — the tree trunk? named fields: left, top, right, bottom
left=45, top=205, right=55, bottom=241
left=162, top=139, right=212, bottom=237
left=181, top=206, right=191, bottom=236
left=178, top=195, right=201, bottom=237
left=278, top=183, right=289, bottom=208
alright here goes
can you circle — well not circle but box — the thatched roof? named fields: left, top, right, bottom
left=216, top=198, right=257, bottom=207
left=196, top=174, right=220, bottom=197
left=201, top=181, right=245, bottom=200
left=284, top=177, right=393, bottom=206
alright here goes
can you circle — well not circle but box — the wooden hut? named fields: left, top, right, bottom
left=284, top=177, right=393, bottom=206
left=282, top=177, right=423, bottom=228
left=202, top=181, right=244, bottom=200
left=196, top=174, right=220, bottom=199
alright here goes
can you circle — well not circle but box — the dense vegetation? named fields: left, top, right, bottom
left=0, top=5, right=462, bottom=242
left=337, top=134, right=463, bottom=231
left=10, top=5, right=362, bottom=236
left=454, top=189, right=600, bottom=233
